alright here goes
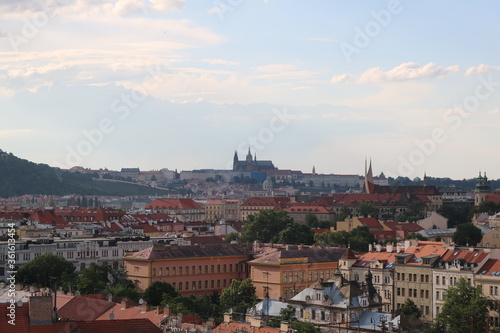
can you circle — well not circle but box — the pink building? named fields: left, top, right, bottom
left=124, top=243, right=253, bottom=295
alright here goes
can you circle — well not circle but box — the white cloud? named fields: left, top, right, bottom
left=148, top=0, right=184, bottom=13
left=207, top=6, right=223, bottom=15
left=465, top=64, right=500, bottom=76
left=331, top=73, right=352, bottom=84
left=200, top=59, right=240, bottom=66
left=358, top=62, right=460, bottom=83
left=0, top=0, right=185, bottom=17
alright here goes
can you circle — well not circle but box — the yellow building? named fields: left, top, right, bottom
left=248, top=245, right=347, bottom=301
left=393, top=241, right=447, bottom=323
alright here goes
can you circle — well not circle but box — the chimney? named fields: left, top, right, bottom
left=280, top=321, right=291, bottom=333
left=298, top=244, right=304, bottom=250
left=156, top=306, right=163, bottom=315
left=29, top=295, right=54, bottom=324
left=387, top=244, right=393, bottom=253
left=164, top=305, right=172, bottom=317
left=223, top=312, right=233, bottom=323
left=120, top=297, right=128, bottom=310
left=248, top=316, right=263, bottom=328
left=375, top=244, right=382, bottom=252
left=140, top=301, right=149, bottom=313
left=369, top=243, right=373, bottom=252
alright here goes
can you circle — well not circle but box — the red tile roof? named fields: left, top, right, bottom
left=477, top=259, right=500, bottom=276
left=441, top=249, right=488, bottom=264
left=58, top=296, right=115, bottom=321
left=146, top=198, right=203, bottom=210
left=214, top=322, right=280, bottom=333
left=341, top=248, right=357, bottom=259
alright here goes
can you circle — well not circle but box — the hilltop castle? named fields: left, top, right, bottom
left=232, top=148, right=277, bottom=172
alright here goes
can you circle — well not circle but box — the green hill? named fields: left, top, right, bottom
left=0, top=150, right=170, bottom=197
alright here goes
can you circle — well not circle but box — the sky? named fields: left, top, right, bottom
left=1, top=0, right=500, bottom=180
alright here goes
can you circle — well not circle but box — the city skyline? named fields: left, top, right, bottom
left=1, top=1, right=500, bottom=179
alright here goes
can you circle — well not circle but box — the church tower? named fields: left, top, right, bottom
left=475, top=171, right=491, bottom=206
left=233, top=151, right=239, bottom=171
left=362, top=158, right=374, bottom=194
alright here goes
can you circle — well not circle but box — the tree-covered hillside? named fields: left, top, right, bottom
left=0, top=150, right=169, bottom=197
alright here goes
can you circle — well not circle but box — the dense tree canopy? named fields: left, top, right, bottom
left=314, top=226, right=374, bottom=252
left=452, top=223, right=483, bottom=246
left=220, top=279, right=258, bottom=314
left=77, top=263, right=138, bottom=300
left=358, top=203, right=379, bottom=218
left=277, top=222, right=315, bottom=245
left=241, top=210, right=294, bottom=243
left=17, top=254, right=76, bottom=288
left=399, top=298, right=421, bottom=318
left=144, top=281, right=179, bottom=306
left=424, top=278, right=489, bottom=333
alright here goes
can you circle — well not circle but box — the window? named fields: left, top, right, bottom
left=205, top=280, right=208, bottom=289
left=283, top=273, right=288, bottom=283
left=217, top=280, right=221, bottom=288
left=397, top=288, right=401, bottom=296
left=309, top=272, right=312, bottom=281
left=436, top=276, right=440, bottom=285
left=153, top=268, right=156, bottom=276
left=185, top=281, right=188, bottom=290
left=426, top=290, right=429, bottom=299
left=205, top=265, right=209, bottom=273
left=192, top=281, right=196, bottom=289
left=173, top=267, right=176, bottom=275
left=426, top=275, right=429, bottom=283
left=224, top=264, right=227, bottom=272
left=166, top=267, right=169, bottom=276
left=159, top=267, right=163, bottom=276
left=199, top=266, right=202, bottom=274
left=217, top=265, right=220, bottom=273
left=229, top=264, right=233, bottom=272
left=178, top=282, right=182, bottom=290
left=284, top=290, right=288, bottom=300
left=442, top=276, right=445, bottom=285
left=420, top=289, right=424, bottom=298
left=211, top=265, right=215, bottom=273
left=179, top=267, right=183, bottom=275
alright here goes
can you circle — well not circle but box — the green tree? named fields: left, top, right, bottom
left=277, top=223, right=315, bottom=245
left=425, top=278, right=489, bottom=333
left=349, top=226, right=375, bottom=252
left=77, top=263, right=135, bottom=295
left=405, top=232, right=428, bottom=241
left=452, top=223, right=483, bottom=246
left=397, top=201, right=426, bottom=222
left=143, top=281, right=179, bottom=306
left=358, top=203, right=379, bottom=218
left=279, top=305, right=296, bottom=321
left=336, top=207, right=352, bottom=222
left=241, top=210, right=294, bottom=243
left=225, top=232, right=241, bottom=243
left=290, top=321, right=320, bottom=333
left=305, top=213, right=320, bottom=227
left=399, top=298, right=421, bottom=318
left=220, top=279, right=258, bottom=314
left=17, top=254, right=76, bottom=288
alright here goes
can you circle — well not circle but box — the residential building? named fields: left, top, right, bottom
left=248, top=245, right=346, bottom=301
left=432, top=248, right=489, bottom=318
left=145, top=198, right=205, bottom=221
left=123, top=243, right=253, bottom=294
left=288, top=270, right=382, bottom=328
left=239, top=197, right=291, bottom=221
left=393, top=241, right=447, bottom=322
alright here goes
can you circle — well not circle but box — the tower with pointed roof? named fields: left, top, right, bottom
left=339, top=247, right=357, bottom=281
left=475, top=171, right=492, bottom=206
left=362, top=158, right=374, bottom=194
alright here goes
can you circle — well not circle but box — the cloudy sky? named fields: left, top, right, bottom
left=1, top=0, right=500, bottom=179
